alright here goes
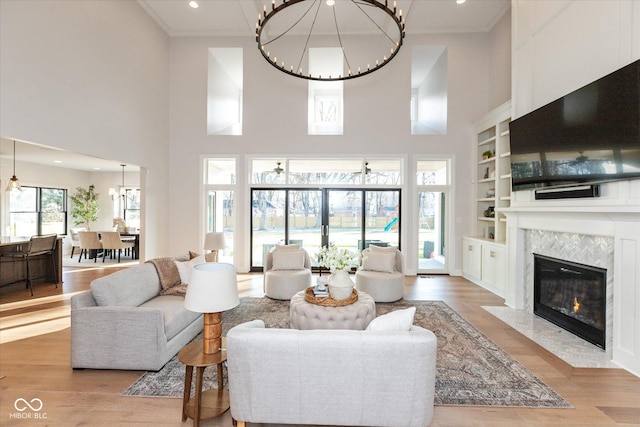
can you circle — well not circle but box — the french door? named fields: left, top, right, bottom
left=251, top=188, right=400, bottom=270
left=417, top=191, right=447, bottom=273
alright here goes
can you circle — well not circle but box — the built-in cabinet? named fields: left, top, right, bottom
left=463, top=101, right=511, bottom=298
left=462, top=237, right=506, bottom=298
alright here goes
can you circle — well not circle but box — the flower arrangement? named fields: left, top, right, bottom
left=317, top=244, right=356, bottom=272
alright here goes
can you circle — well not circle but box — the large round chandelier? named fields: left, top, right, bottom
left=256, top=0, right=406, bottom=81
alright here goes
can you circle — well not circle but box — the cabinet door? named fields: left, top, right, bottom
left=481, top=244, right=505, bottom=296
left=462, top=239, right=482, bottom=281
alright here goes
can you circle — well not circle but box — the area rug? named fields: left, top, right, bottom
left=122, top=298, right=571, bottom=408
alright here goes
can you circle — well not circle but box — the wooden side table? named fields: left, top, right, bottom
left=179, top=338, right=229, bottom=427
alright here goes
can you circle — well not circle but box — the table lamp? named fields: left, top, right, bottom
left=184, top=263, right=239, bottom=354
left=204, top=232, right=225, bottom=262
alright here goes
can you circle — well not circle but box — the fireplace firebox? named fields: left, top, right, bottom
left=533, top=254, right=606, bottom=349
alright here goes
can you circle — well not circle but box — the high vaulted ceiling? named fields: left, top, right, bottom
left=2, top=1, right=510, bottom=172
left=137, top=0, right=510, bottom=37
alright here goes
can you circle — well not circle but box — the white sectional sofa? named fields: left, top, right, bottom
left=70, top=263, right=202, bottom=371
left=226, top=319, right=438, bottom=427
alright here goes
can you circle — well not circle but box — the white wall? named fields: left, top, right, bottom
left=513, top=0, right=640, bottom=117
left=488, top=10, right=512, bottom=111
left=168, top=31, right=501, bottom=273
left=0, top=0, right=170, bottom=259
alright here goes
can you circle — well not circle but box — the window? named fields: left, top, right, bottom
left=124, top=189, right=140, bottom=229
left=8, top=186, right=67, bottom=236
left=250, top=158, right=402, bottom=186
left=308, top=48, right=343, bottom=135
left=411, top=46, right=447, bottom=135
left=207, top=48, right=243, bottom=135
left=204, top=158, right=237, bottom=263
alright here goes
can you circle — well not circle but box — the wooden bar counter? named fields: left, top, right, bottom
left=0, top=236, right=63, bottom=288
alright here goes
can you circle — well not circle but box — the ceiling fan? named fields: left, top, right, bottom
left=353, top=162, right=371, bottom=175
left=273, top=162, right=284, bottom=175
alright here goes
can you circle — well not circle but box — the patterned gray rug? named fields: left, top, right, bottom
left=122, top=298, right=572, bottom=408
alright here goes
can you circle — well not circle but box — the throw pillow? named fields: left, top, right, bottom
left=188, top=250, right=201, bottom=259
left=369, top=244, right=397, bottom=253
left=366, top=307, right=416, bottom=331
left=176, top=255, right=206, bottom=284
left=275, top=244, right=301, bottom=251
left=272, top=250, right=305, bottom=270
left=175, top=261, right=190, bottom=284
left=362, top=251, right=396, bottom=273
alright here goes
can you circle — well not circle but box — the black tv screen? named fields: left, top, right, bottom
left=509, top=59, right=640, bottom=192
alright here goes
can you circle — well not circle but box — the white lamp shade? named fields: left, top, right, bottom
left=184, top=263, right=239, bottom=313
left=204, top=232, right=225, bottom=251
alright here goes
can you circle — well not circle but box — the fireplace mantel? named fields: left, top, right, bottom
left=502, top=204, right=640, bottom=377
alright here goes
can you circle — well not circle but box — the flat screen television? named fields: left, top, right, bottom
left=509, top=59, right=640, bottom=192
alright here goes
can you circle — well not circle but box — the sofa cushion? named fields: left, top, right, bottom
left=362, top=251, right=396, bottom=273
left=140, top=295, right=202, bottom=341
left=366, top=307, right=416, bottom=331
left=91, top=263, right=161, bottom=307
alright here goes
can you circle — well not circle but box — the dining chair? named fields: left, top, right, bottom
left=100, top=231, right=135, bottom=263
left=78, top=231, right=103, bottom=263
left=1, top=234, right=58, bottom=295
left=69, top=227, right=86, bottom=259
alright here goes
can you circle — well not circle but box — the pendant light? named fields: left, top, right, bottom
left=119, top=164, right=126, bottom=198
left=5, top=140, right=22, bottom=192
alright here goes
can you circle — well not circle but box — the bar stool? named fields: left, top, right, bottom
left=3, top=234, right=58, bottom=295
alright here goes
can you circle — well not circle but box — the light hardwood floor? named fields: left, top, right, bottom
left=1, top=264, right=639, bottom=427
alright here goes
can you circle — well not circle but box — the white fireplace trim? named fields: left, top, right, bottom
left=503, top=207, right=640, bottom=377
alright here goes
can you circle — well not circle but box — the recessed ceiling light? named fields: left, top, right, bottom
left=53, top=160, right=62, bottom=163
left=93, top=167, right=101, bottom=170
left=456, top=0, right=466, bottom=4
left=326, top=0, right=335, bottom=6
left=188, top=1, right=199, bottom=8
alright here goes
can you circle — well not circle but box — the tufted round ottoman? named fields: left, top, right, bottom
left=290, top=290, right=376, bottom=330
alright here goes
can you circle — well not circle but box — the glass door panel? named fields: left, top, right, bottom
left=206, top=190, right=235, bottom=263
left=251, top=189, right=286, bottom=267
left=287, top=190, right=323, bottom=265
left=327, top=190, right=362, bottom=257
left=363, top=190, right=400, bottom=250
left=250, top=188, right=400, bottom=270
left=418, top=191, right=446, bottom=272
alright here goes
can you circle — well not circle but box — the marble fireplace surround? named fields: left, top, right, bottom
left=502, top=205, right=640, bottom=377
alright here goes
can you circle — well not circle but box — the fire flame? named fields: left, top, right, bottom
left=573, top=297, right=580, bottom=313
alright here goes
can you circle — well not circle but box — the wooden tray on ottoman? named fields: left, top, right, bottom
left=304, top=287, right=358, bottom=306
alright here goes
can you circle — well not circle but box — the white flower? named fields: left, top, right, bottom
left=317, top=244, right=356, bottom=272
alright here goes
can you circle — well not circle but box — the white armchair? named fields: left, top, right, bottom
left=355, top=246, right=404, bottom=302
left=264, top=245, right=312, bottom=300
